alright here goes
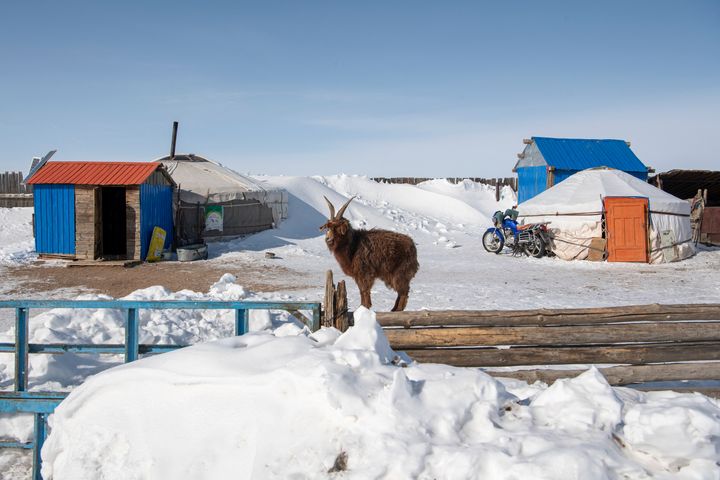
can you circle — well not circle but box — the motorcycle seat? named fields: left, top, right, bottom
left=517, top=224, right=533, bottom=231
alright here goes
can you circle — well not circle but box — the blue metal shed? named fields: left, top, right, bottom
left=513, top=137, right=650, bottom=203
left=27, top=162, right=175, bottom=261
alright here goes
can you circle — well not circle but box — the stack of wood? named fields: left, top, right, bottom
left=375, top=304, right=720, bottom=393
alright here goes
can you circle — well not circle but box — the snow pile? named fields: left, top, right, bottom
left=244, top=175, right=515, bottom=244
left=0, top=275, right=308, bottom=392
left=41, top=308, right=720, bottom=479
left=0, top=207, right=35, bottom=265
left=29, top=274, right=257, bottom=347
left=417, top=179, right=516, bottom=219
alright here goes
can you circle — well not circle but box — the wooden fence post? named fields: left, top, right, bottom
left=323, top=270, right=335, bottom=328
left=335, top=280, right=349, bottom=332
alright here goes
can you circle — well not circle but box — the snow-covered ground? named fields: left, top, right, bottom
left=210, top=175, right=720, bottom=310
left=1, top=176, right=720, bottom=478
left=40, top=309, right=720, bottom=479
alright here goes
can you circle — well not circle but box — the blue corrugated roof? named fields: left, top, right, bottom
left=533, top=137, right=647, bottom=173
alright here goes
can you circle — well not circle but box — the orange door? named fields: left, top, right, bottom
left=604, top=197, right=649, bottom=263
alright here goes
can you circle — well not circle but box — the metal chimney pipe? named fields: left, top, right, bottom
left=170, top=121, right=179, bottom=158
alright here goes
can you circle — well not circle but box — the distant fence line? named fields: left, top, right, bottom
left=0, top=171, right=33, bottom=208
left=0, top=171, right=31, bottom=194
left=372, top=176, right=517, bottom=190
left=372, top=177, right=518, bottom=201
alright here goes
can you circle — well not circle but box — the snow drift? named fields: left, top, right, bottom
left=41, top=308, right=720, bottom=479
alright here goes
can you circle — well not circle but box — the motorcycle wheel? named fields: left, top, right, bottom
left=526, top=235, right=546, bottom=258
left=482, top=230, right=504, bottom=254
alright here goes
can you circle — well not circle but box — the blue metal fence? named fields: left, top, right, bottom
left=0, top=299, right=321, bottom=479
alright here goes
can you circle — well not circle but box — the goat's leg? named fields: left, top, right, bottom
left=360, top=289, right=372, bottom=309
left=356, top=279, right=373, bottom=309
left=391, top=288, right=410, bottom=312
left=391, top=294, right=401, bottom=311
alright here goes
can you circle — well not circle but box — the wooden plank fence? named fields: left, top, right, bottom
left=323, top=273, right=720, bottom=391
left=0, top=171, right=33, bottom=207
left=372, top=177, right=518, bottom=201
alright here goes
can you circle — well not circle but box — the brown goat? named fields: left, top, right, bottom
left=320, top=196, right=419, bottom=311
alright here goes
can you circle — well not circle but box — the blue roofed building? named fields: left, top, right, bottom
left=513, top=137, right=651, bottom=203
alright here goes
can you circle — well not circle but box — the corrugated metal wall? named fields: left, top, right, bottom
left=552, top=170, right=575, bottom=185
left=140, top=184, right=174, bottom=260
left=517, top=166, right=547, bottom=203
left=34, top=184, right=76, bottom=255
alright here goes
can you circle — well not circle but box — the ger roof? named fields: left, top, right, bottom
left=532, top=137, right=647, bottom=173
left=156, top=153, right=277, bottom=203
left=27, top=161, right=165, bottom=185
left=519, top=168, right=689, bottom=216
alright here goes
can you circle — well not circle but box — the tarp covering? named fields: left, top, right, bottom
left=156, top=155, right=288, bottom=244
left=159, top=154, right=288, bottom=224
left=155, top=154, right=288, bottom=245
left=518, top=168, right=695, bottom=263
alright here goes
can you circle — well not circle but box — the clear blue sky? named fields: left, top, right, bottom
left=1, top=1, right=718, bottom=177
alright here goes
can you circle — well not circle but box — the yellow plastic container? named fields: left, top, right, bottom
left=146, top=226, right=167, bottom=262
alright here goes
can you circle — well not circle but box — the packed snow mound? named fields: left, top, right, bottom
left=42, top=309, right=720, bottom=479
left=28, top=274, right=262, bottom=347
left=211, top=174, right=515, bottom=257
left=255, top=174, right=515, bottom=236
left=0, top=207, right=35, bottom=266
left=417, top=179, right=517, bottom=219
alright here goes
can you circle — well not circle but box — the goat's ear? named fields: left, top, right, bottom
left=338, top=222, right=348, bottom=235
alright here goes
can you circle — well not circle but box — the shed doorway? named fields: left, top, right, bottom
left=604, top=197, right=648, bottom=263
left=96, top=187, right=127, bottom=259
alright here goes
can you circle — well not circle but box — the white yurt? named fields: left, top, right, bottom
left=518, top=168, right=695, bottom=263
left=156, top=154, right=288, bottom=244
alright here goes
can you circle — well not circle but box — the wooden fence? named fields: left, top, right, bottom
left=372, top=177, right=518, bottom=201
left=323, top=274, right=720, bottom=392
left=0, top=171, right=33, bottom=207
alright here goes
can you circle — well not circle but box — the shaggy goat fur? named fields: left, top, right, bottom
left=320, top=196, right=419, bottom=311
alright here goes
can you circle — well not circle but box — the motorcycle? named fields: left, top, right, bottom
left=482, top=208, right=551, bottom=258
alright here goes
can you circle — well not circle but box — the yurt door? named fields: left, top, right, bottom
left=604, top=197, right=649, bottom=263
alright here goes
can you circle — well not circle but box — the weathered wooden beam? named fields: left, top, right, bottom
left=486, top=362, right=720, bottom=386
left=335, top=280, right=349, bottom=332
left=323, top=270, right=335, bottom=328
left=403, top=342, right=720, bottom=367
left=376, top=304, right=720, bottom=328
left=631, top=386, right=720, bottom=398
left=385, top=322, right=720, bottom=349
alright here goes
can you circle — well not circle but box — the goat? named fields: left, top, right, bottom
left=320, top=196, right=419, bottom=311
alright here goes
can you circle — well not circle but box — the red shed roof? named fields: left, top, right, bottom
left=27, top=161, right=164, bottom=186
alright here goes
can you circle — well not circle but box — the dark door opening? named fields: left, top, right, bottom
left=100, top=187, right=127, bottom=258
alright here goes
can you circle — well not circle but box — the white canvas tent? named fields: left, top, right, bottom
left=518, top=168, right=695, bottom=263
left=156, top=154, right=288, bottom=243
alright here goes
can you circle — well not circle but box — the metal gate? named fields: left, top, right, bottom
left=0, top=299, right=321, bottom=479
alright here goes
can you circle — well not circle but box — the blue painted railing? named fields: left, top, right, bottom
left=0, top=299, right=321, bottom=479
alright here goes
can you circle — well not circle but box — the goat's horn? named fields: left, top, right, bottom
left=335, top=196, right=355, bottom=219
left=323, top=196, right=335, bottom=219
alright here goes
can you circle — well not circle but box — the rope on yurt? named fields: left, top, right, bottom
left=549, top=236, right=609, bottom=259
left=649, top=238, right=694, bottom=253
